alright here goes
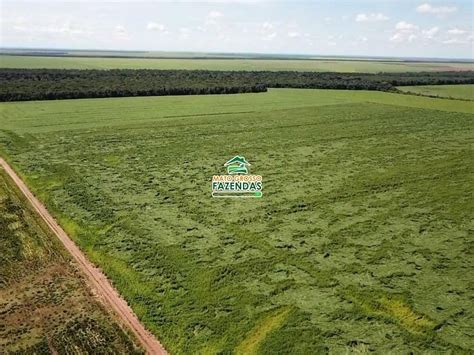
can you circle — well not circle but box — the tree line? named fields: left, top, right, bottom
left=1, top=69, right=472, bottom=101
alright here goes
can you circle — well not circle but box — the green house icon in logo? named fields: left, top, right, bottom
left=224, top=156, right=250, bottom=175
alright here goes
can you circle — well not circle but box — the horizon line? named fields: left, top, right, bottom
left=1, top=46, right=474, bottom=62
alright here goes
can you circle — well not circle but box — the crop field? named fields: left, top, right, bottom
left=0, top=89, right=473, bottom=353
left=1, top=54, right=473, bottom=72
left=0, top=168, right=141, bottom=353
left=398, top=84, right=474, bottom=100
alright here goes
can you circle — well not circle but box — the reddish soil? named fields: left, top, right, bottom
left=0, top=157, right=167, bottom=355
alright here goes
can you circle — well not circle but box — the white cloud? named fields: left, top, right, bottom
left=10, top=20, right=93, bottom=37
left=389, top=33, right=403, bottom=43
left=265, top=32, right=276, bottom=40
left=2, top=0, right=472, bottom=57
left=391, top=21, right=471, bottom=46
left=260, top=22, right=276, bottom=41
left=422, top=26, right=439, bottom=38
left=52, top=23, right=89, bottom=35
left=179, top=27, right=190, bottom=40
left=442, top=38, right=468, bottom=44
left=395, top=21, right=418, bottom=31
left=147, top=22, right=166, bottom=31
left=287, top=31, right=301, bottom=38
left=114, top=25, right=129, bottom=40
left=207, top=10, right=223, bottom=18
left=441, top=28, right=473, bottom=46
left=447, top=28, right=467, bottom=35
left=5, top=16, right=24, bottom=29
left=416, top=3, right=457, bottom=15
left=115, top=25, right=126, bottom=34
left=390, top=22, right=421, bottom=43
left=205, top=10, right=224, bottom=26
left=262, top=22, right=274, bottom=31
left=355, top=13, right=389, bottom=22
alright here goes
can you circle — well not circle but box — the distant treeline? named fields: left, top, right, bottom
left=1, top=69, right=473, bottom=101
left=371, top=71, right=474, bottom=86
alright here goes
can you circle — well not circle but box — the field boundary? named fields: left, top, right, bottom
left=395, top=89, right=474, bottom=102
left=0, top=157, right=167, bottom=355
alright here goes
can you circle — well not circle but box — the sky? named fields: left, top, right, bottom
left=1, top=0, right=473, bottom=59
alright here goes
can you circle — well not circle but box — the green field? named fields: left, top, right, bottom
left=1, top=55, right=473, bottom=72
left=0, top=169, right=141, bottom=353
left=0, top=89, right=473, bottom=353
left=398, top=84, right=474, bottom=100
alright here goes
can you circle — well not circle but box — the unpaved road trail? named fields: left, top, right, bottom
left=0, top=157, right=167, bottom=355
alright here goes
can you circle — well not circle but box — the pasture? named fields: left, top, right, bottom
left=1, top=54, right=473, bottom=72
left=398, top=84, right=474, bottom=100
left=0, top=89, right=473, bottom=353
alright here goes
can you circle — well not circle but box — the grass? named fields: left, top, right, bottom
left=398, top=84, right=474, bottom=100
left=0, top=169, right=142, bottom=353
left=378, top=298, right=435, bottom=334
left=236, top=307, right=292, bottom=354
left=1, top=54, right=473, bottom=72
left=0, top=88, right=473, bottom=353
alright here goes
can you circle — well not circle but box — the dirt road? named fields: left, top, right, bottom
left=0, top=157, right=167, bottom=355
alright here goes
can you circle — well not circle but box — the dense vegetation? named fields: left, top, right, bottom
left=0, top=69, right=267, bottom=101
left=1, top=68, right=473, bottom=101
left=1, top=89, right=472, bottom=353
left=0, top=170, right=142, bottom=353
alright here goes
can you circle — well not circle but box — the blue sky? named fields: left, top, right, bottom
left=2, top=0, right=473, bottom=59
